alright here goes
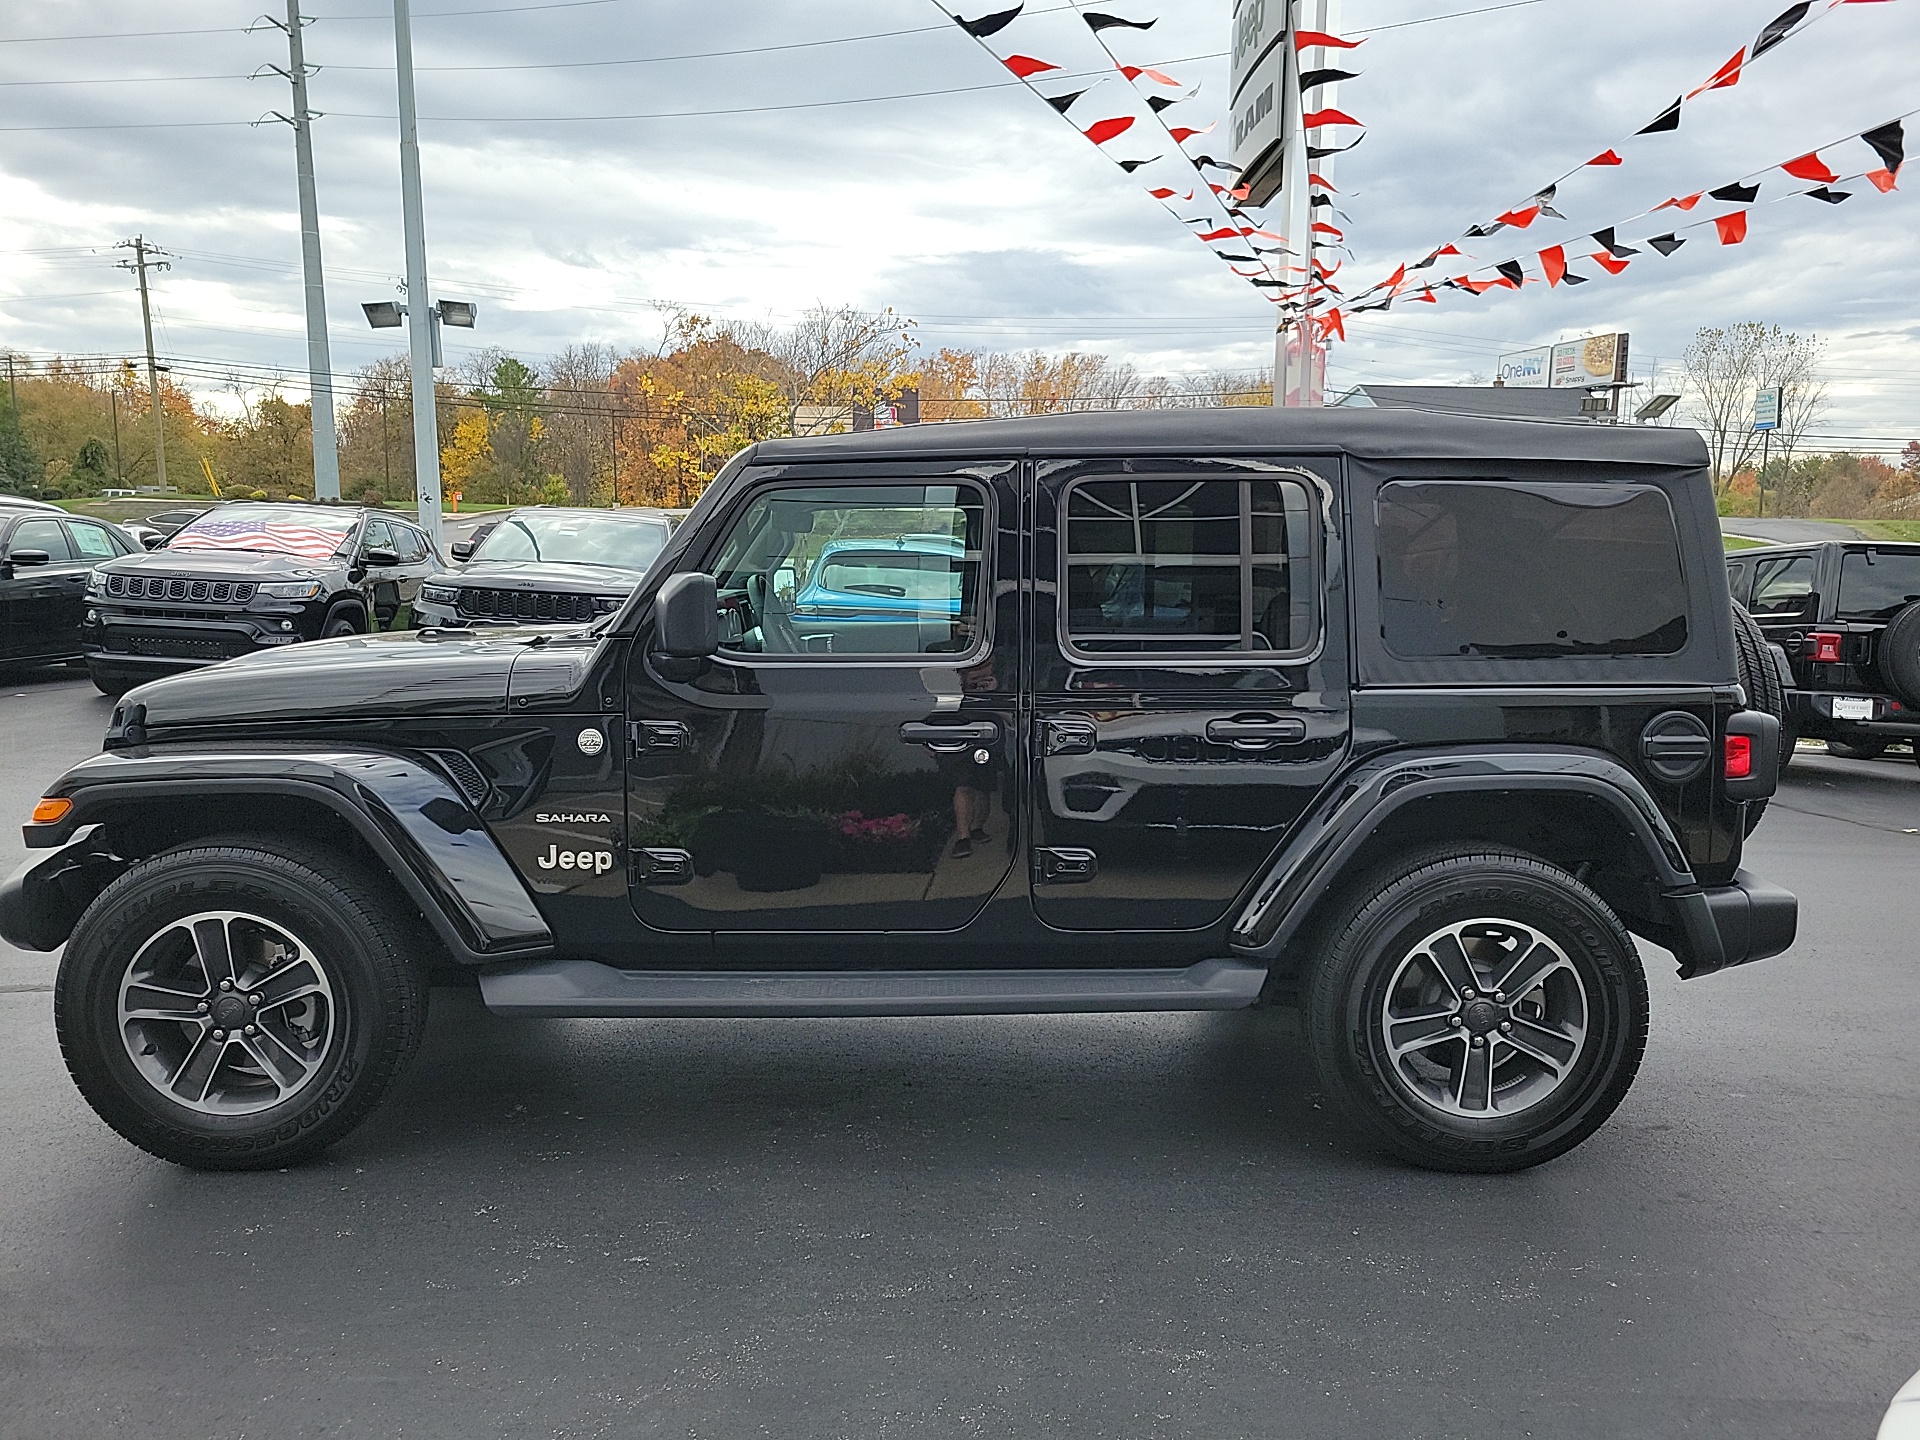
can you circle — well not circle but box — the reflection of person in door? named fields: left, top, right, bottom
left=936, top=649, right=1001, bottom=859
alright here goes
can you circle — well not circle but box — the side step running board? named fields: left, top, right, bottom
left=479, top=958, right=1268, bottom=1019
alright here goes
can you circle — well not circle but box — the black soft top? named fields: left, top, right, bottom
left=748, top=406, right=1710, bottom=469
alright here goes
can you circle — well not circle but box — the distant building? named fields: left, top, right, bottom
left=1332, top=384, right=1600, bottom=420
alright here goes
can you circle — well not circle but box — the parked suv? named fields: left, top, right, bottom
left=81, top=502, right=439, bottom=695
left=2, top=410, right=1794, bottom=1175
left=1727, top=539, right=1920, bottom=761
left=1, top=500, right=142, bottom=670
left=414, top=506, right=672, bottom=628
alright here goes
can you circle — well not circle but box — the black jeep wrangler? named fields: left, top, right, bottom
left=0, top=410, right=1795, bottom=1175
left=1727, top=538, right=1920, bottom=761
left=82, top=502, right=439, bottom=696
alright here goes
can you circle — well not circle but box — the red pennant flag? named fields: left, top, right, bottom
left=1540, top=245, right=1568, bottom=286
left=1435, top=243, right=1463, bottom=259
left=1454, top=276, right=1501, bottom=294
left=1083, top=116, right=1136, bottom=145
left=1714, top=210, right=1750, bottom=244
left=1295, top=30, right=1362, bottom=49
left=1687, top=47, right=1746, bottom=99
left=1782, top=151, right=1839, bottom=183
left=1318, top=309, right=1346, bottom=342
left=1383, top=263, right=1407, bottom=290
left=1168, top=122, right=1215, bottom=143
left=1120, top=65, right=1181, bottom=86
left=1196, top=226, right=1242, bottom=241
left=1147, top=187, right=1193, bottom=200
left=1228, top=184, right=1251, bottom=201
left=1586, top=149, right=1625, bottom=167
left=1313, top=257, right=1342, bottom=278
left=1311, top=221, right=1344, bottom=238
left=1867, top=167, right=1900, bottom=192
left=1655, top=192, right=1705, bottom=212
left=1412, top=289, right=1437, bottom=303
left=1302, top=108, right=1362, bottom=129
left=1003, top=54, right=1059, bottom=78
left=1494, top=205, right=1541, bottom=228
left=1309, top=172, right=1338, bottom=190
left=1590, top=251, right=1630, bottom=274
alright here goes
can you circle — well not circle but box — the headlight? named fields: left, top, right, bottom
left=592, top=595, right=626, bottom=614
left=259, top=581, right=324, bottom=600
left=419, top=584, right=459, bottom=606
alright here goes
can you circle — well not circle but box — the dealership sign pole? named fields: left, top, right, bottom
left=390, top=0, right=443, bottom=550
left=1754, top=385, right=1782, bottom=517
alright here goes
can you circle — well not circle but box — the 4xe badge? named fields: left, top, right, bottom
left=577, top=727, right=605, bottom=756
left=537, top=845, right=615, bottom=875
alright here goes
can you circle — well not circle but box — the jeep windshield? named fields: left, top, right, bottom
left=474, top=512, right=670, bottom=572
left=167, top=505, right=357, bottom=561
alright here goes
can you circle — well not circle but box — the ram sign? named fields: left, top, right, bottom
left=1497, top=333, right=1631, bottom=390
left=1230, top=0, right=1290, bottom=208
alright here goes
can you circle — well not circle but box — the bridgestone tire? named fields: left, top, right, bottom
left=1881, top=601, right=1920, bottom=709
left=55, top=839, right=429, bottom=1170
left=1305, top=846, right=1649, bottom=1175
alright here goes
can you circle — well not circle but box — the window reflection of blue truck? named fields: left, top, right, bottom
left=790, top=534, right=966, bottom=623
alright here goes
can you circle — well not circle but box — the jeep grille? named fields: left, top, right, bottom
left=456, top=587, right=596, bottom=623
left=104, top=574, right=256, bottom=604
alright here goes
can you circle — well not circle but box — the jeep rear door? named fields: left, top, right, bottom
left=1027, top=457, right=1351, bottom=932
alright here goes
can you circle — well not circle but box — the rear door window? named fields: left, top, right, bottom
left=67, top=520, right=127, bottom=559
left=1751, top=554, right=1815, bottom=618
left=1838, top=549, right=1920, bottom=620
left=1377, top=480, right=1688, bottom=658
left=1725, top=558, right=1751, bottom=607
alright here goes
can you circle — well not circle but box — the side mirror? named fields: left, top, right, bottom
left=7, top=549, right=50, bottom=567
left=655, top=572, right=719, bottom=658
left=450, top=541, right=475, bottom=562
left=141, top=533, right=164, bottom=550
left=363, top=547, right=400, bottom=567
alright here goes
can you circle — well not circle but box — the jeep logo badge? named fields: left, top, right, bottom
left=576, top=727, right=605, bottom=756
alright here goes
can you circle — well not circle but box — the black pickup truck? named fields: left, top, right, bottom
left=1, top=409, right=1795, bottom=1175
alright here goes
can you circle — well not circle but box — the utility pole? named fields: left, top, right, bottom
left=117, top=236, right=170, bottom=492
left=5, top=353, right=16, bottom=417
left=391, top=0, right=443, bottom=550
left=257, top=0, right=341, bottom=499
left=110, top=386, right=124, bottom=485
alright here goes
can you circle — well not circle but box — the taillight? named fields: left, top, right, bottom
left=1808, top=632, right=1843, bottom=663
left=1724, top=734, right=1754, bottom=780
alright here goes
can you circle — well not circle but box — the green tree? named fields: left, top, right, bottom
left=0, top=398, right=38, bottom=496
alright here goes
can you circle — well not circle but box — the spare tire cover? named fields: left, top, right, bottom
left=1881, top=601, right=1920, bottom=709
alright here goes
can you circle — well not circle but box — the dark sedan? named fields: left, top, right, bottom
left=1, top=502, right=142, bottom=671
left=414, top=506, right=673, bottom=627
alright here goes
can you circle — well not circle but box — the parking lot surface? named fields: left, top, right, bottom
left=2, top=667, right=1916, bottom=1438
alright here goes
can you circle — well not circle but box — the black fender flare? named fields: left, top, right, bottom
left=8, top=745, right=552, bottom=962
left=1226, top=744, right=1734, bottom=975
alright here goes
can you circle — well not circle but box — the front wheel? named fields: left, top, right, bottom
left=1306, top=847, right=1649, bottom=1174
left=55, top=839, right=429, bottom=1170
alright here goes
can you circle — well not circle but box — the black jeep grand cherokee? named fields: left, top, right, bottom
left=2, top=410, right=1795, bottom=1175
left=82, top=502, right=439, bottom=696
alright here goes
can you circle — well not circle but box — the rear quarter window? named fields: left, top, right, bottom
left=1378, top=480, right=1689, bottom=659
left=1838, top=549, right=1920, bottom=621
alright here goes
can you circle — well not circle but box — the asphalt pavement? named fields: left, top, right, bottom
left=1719, top=517, right=1864, bottom=545
left=2, top=669, right=1917, bottom=1438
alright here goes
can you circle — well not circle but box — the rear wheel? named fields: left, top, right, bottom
left=55, top=839, right=429, bottom=1170
left=1306, top=846, right=1649, bottom=1174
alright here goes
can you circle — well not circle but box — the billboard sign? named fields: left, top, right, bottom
left=1549, top=332, right=1630, bottom=389
left=1496, top=346, right=1551, bottom=388
left=1230, top=0, right=1290, bottom=207
left=1753, top=386, right=1782, bottom=432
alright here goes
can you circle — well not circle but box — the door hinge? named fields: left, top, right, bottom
left=634, top=848, right=694, bottom=886
left=629, top=720, right=690, bottom=755
left=1035, top=847, right=1099, bottom=884
left=1042, top=717, right=1096, bottom=756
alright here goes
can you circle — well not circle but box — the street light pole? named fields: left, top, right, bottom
left=391, top=0, right=443, bottom=550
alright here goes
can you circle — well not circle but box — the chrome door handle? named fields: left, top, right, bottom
left=900, top=721, right=998, bottom=753
left=1205, top=714, right=1306, bottom=750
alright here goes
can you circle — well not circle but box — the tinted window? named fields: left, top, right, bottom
left=1378, top=481, right=1688, bottom=658
left=1751, top=554, right=1814, bottom=618
left=477, top=512, right=670, bottom=573
left=1063, top=477, right=1315, bottom=658
left=9, top=518, right=73, bottom=562
left=361, top=519, right=395, bottom=552
left=710, top=485, right=985, bottom=657
left=68, top=521, right=126, bottom=558
left=1725, top=559, right=1751, bottom=607
left=395, top=525, right=429, bottom=562
left=1838, top=550, right=1920, bottom=620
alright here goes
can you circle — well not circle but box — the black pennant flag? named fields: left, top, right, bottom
left=1043, top=89, right=1086, bottom=114
left=1561, top=271, right=1590, bottom=285
left=953, top=4, right=1023, bottom=38
left=1496, top=260, right=1527, bottom=286
left=1213, top=252, right=1260, bottom=262
left=1592, top=227, right=1640, bottom=259
left=1752, top=2, right=1811, bottom=58
left=1188, top=153, right=1243, bottom=172
left=1710, top=180, right=1761, bottom=203
left=1115, top=158, right=1156, bottom=172
left=1862, top=119, right=1906, bottom=173
left=1084, top=11, right=1156, bottom=31
left=1463, top=223, right=1495, bottom=238
left=1804, top=187, right=1852, bottom=203
left=1638, top=98, right=1682, bottom=135
left=1307, top=134, right=1364, bottom=159
left=1299, top=68, right=1361, bottom=90
left=1646, top=233, right=1686, bottom=256
left=1146, top=94, right=1178, bottom=113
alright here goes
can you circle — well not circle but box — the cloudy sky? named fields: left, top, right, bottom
left=1, top=0, right=1916, bottom=449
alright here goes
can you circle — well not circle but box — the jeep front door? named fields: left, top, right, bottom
left=1029, top=459, right=1350, bottom=932
left=626, top=469, right=1019, bottom=933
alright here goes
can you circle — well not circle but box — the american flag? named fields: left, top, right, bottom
left=172, top=514, right=355, bottom=561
